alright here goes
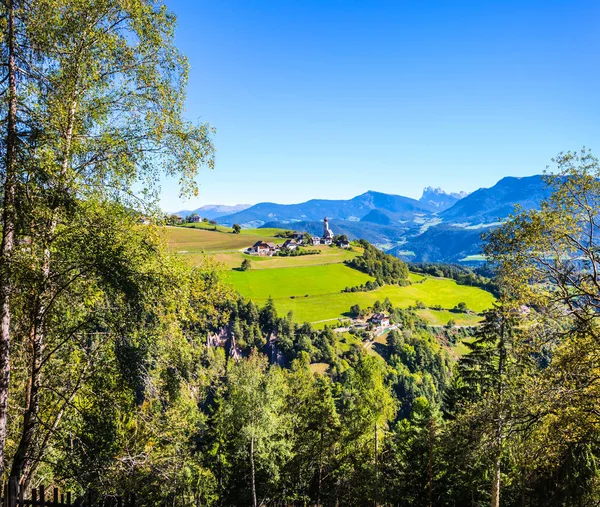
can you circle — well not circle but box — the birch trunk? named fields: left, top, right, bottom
left=11, top=92, right=77, bottom=481
left=0, top=0, right=19, bottom=476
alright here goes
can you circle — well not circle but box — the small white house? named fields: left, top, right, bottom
left=370, top=313, right=390, bottom=327
left=282, top=239, right=298, bottom=250
left=249, top=241, right=277, bottom=256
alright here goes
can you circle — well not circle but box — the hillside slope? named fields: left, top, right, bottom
left=440, top=175, right=549, bottom=224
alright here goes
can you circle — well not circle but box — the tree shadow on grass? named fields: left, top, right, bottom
left=372, top=342, right=389, bottom=359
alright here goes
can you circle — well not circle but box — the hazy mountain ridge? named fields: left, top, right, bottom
left=440, top=175, right=549, bottom=224
left=173, top=204, right=252, bottom=220
left=214, top=191, right=436, bottom=226
left=180, top=176, right=547, bottom=262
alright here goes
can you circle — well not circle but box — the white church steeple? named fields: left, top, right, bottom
left=323, top=217, right=334, bottom=240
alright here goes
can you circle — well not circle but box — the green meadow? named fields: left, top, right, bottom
left=225, top=264, right=374, bottom=300
left=165, top=225, right=284, bottom=254
left=246, top=277, right=494, bottom=325
left=164, top=226, right=495, bottom=326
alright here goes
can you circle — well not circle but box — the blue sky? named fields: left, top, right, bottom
left=160, top=0, right=600, bottom=211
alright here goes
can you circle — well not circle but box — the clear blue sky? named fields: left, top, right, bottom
left=160, top=0, right=600, bottom=211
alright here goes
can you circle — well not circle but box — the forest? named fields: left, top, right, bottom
left=0, top=1, right=599, bottom=506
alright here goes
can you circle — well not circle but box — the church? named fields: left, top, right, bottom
left=311, top=217, right=335, bottom=245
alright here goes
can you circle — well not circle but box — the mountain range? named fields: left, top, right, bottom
left=175, top=175, right=549, bottom=263
left=174, top=204, right=251, bottom=220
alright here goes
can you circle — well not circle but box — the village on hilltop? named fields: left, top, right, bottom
left=246, top=217, right=349, bottom=256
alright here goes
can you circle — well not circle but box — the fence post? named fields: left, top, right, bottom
left=7, top=477, right=17, bottom=507
left=32, top=488, right=37, bottom=507
left=39, top=486, right=45, bottom=507
left=18, top=483, right=23, bottom=507
left=53, top=489, right=58, bottom=507
left=66, top=492, right=71, bottom=507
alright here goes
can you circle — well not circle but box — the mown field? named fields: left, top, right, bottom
left=246, top=275, right=494, bottom=325
left=225, top=264, right=374, bottom=300
left=164, top=226, right=495, bottom=327
left=164, top=226, right=360, bottom=269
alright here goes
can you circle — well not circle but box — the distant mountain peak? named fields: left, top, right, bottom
left=419, top=186, right=468, bottom=211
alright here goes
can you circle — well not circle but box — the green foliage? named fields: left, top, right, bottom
left=345, top=240, right=409, bottom=285
left=342, top=279, right=380, bottom=292
left=240, top=258, right=251, bottom=271
left=349, top=304, right=362, bottom=318
left=276, top=246, right=320, bottom=257
left=452, top=301, right=469, bottom=313
left=232, top=224, right=242, bottom=234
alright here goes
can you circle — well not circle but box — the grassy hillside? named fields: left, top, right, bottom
left=165, top=225, right=361, bottom=269
left=226, top=264, right=374, bottom=300
left=164, top=226, right=495, bottom=326
left=247, top=276, right=494, bottom=325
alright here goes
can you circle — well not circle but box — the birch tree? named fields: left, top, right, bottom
left=0, top=0, right=215, bottom=479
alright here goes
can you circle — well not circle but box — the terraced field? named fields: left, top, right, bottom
left=164, top=226, right=495, bottom=327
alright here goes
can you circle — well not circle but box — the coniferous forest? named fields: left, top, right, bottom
left=0, top=1, right=600, bottom=506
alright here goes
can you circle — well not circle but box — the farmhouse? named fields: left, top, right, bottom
left=369, top=313, right=390, bottom=327
left=311, top=236, right=321, bottom=246
left=282, top=239, right=298, bottom=250
left=249, top=241, right=277, bottom=256
left=189, top=215, right=202, bottom=223
left=339, top=239, right=350, bottom=249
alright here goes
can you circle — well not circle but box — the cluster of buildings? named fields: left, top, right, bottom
left=369, top=313, right=390, bottom=327
left=246, top=218, right=349, bottom=256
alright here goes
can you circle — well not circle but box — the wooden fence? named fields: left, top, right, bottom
left=1, top=477, right=135, bottom=507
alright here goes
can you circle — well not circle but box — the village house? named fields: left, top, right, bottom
left=248, top=241, right=275, bottom=256
left=243, top=218, right=342, bottom=254
left=282, top=239, right=298, bottom=250
left=369, top=313, right=390, bottom=327
left=249, top=241, right=278, bottom=256
left=189, top=215, right=202, bottom=223
left=293, top=233, right=305, bottom=244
